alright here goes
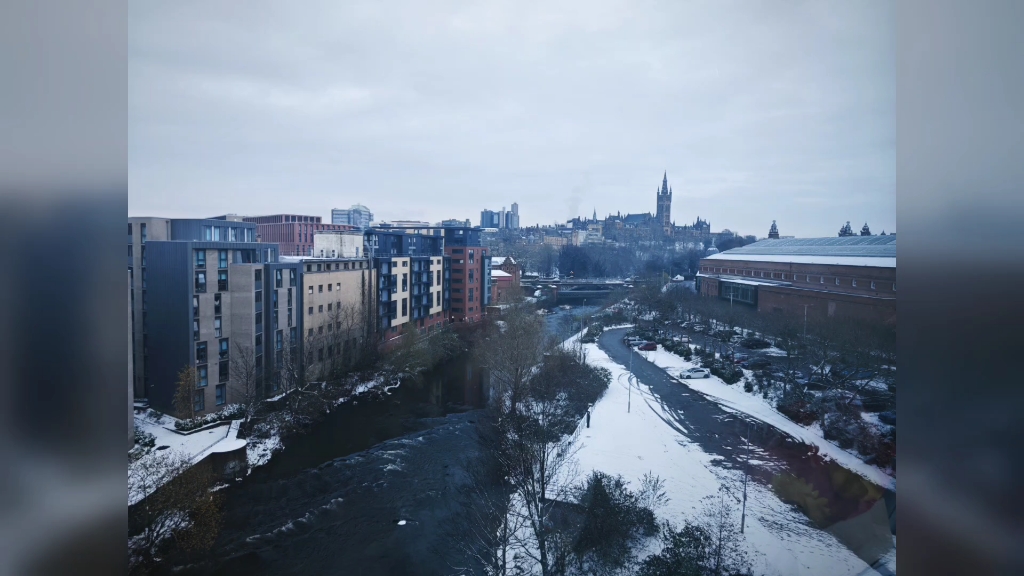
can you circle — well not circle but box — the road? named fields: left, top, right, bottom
left=598, top=327, right=895, bottom=573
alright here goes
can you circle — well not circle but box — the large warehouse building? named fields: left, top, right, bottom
left=696, top=236, right=896, bottom=325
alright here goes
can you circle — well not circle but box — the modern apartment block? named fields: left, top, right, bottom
left=242, top=214, right=355, bottom=257
left=331, top=204, right=374, bottom=230
left=137, top=218, right=280, bottom=416
left=129, top=217, right=265, bottom=400
left=364, top=229, right=450, bottom=341
left=443, top=227, right=491, bottom=323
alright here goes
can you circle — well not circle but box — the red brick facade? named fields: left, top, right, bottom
left=446, top=245, right=488, bottom=323
left=243, top=214, right=355, bottom=257
left=698, top=257, right=896, bottom=326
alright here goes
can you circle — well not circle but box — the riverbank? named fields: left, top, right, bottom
left=182, top=410, right=490, bottom=575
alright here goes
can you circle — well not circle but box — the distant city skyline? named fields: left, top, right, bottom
left=130, top=1, right=894, bottom=238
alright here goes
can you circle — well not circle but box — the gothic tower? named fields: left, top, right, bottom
left=656, top=171, right=672, bottom=234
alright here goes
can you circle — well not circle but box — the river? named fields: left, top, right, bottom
left=180, top=305, right=597, bottom=575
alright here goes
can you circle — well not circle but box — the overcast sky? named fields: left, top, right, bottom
left=131, top=0, right=894, bottom=238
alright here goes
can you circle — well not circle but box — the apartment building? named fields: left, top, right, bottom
left=141, top=220, right=279, bottom=416
left=443, top=227, right=491, bottom=323
left=242, top=214, right=355, bottom=257
left=129, top=217, right=265, bottom=400
left=365, top=229, right=450, bottom=341
left=331, top=204, right=374, bottom=230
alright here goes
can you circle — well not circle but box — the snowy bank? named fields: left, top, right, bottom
left=637, top=346, right=896, bottom=491
left=575, top=342, right=881, bottom=576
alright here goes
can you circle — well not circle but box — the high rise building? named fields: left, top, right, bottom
left=130, top=217, right=280, bottom=415
left=480, top=209, right=501, bottom=229
left=242, top=214, right=355, bottom=257
left=510, top=202, right=520, bottom=229
left=444, top=227, right=491, bottom=323
left=331, top=204, right=374, bottom=230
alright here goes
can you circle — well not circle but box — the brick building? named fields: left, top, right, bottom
left=696, top=236, right=896, bottom=326
left=443, top=227, right=491, bottom=323
left=241, top=214, right=355, bottom=257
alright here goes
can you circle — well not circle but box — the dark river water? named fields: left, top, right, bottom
left=182, top=306, right=600, bottom=576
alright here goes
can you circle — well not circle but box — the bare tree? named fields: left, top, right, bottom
left=172, top=365, right=199, bottom=421
left=128, top=450, right=223, bottom=574
left=230, top=342, right=263, bottom=428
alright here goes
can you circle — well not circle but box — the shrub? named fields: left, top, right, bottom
left=174, top=403, right=245, bottom=431
left=580, top=323, right=604, bottom=344
left=710, top=364, right=742, bottom=384
left=777, top=388, right=817, bottom=425
left=134, top=427, right=156, bottom=450
left=740, top=337, right=771, bottom=350
left=821, top=412, right=867, bottom=450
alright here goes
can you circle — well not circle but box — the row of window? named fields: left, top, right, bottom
left=305, top=261, right=367, bottom=272
left=193, top=384, right=227, bottom=412
left=703, top=266, right=895, bottom=291
left=195, top=249, right=231, bottom=269
left=195, top=270, right=228, bottom=292
left=201, top=225, right=254, bottom=243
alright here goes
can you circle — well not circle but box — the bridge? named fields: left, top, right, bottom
left=521, top=278, right=633, bottom=304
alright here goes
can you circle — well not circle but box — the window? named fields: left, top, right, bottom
left=327, top=303, right=332, bottom=311
left=328, top=283, right=332, bottom=292
left=436, top=270, right=441, bottom=284
left=272, top=290, right=279, bottom=310
left=128, top=223, right=133, bottom=242
left=289, top=269, right=296, bottom=286
left=219, top=338, right=229, bottom=360
left=402, top=273, right=408, bottom=291
left=255, top=333, right=262, bottom=348
left=215, top=384, right=226, bottom=406
left=289, top=327, right=297, bottom=342
left=436, top=292, right=441, bottom=306
left=852, top=279, right=857, bottom=287
left=140, top=223, right=147, bottom=243
left=835, top=277, right=840, bottom=286
left=287, top=308, right=293, bottom=327
left=806, top=275, right=811, bottom=282
left=275, top=269, right=283, bottom=288
left=892, top=283, right=896, bottom=291
left=218, top=359, right=229, bottom=382
left=217, top=250, right=227, bottom=269
left=287, top=288, right=292, bottom=307
left=194, top=390, right=205, bottom=412
left=402, top=262, right=408, bottom=267
left=871, top=281, right=876, bottom=289
left=214, top=317, right=222, bottom=338
left=308, top=328, right=314, bottom=337
left=318, top=305, right=323, bottom=313
left=255, top=311, right=262, bottom=329
left=275, top=330, right=283, bottom=350
left=196, top=342, right=208, bottom=363
left=255, top=269, right=262, bottom=283
left=318, top=326, right=323, bottom=335
left=193, top=320, right=200, bottom=341
left=308, top=306, right=313, bottom=316
left=318, top=284, right=323, bottom=293
left=218, top=271, right=228, bottom=291
left=401, top=298, right=407, bottom=316
left=336, top=283, right=340, bottom=290
left=193, top=296, right=200, bottom=317
left=820, top=276, right=824, bottom=284
left=213, top=227, right=222, bottom=241
left=308, top=286, right=313, bottom=295
left=203, top=225, right=212, bottom=241
left=197, top=365, right=208, bottom=387
left=214, top=293, right=221, bottom=315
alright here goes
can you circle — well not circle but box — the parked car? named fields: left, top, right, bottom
left=673, top=336, right=691, bottom=344
left=740, top=337, right=771, bottom=350
left=679, top=367, right=711, bottom=379
left=638, top=342, right=658, bottom=351
left=741, top=358, right=772, bottom=370
left=623, top=336, right=644, bottom=346
left=731, top=353, right=750, bottom=364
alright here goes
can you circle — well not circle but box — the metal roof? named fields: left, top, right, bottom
left=713, top=235, right=896, bottom=258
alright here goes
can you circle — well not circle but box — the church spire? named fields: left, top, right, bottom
left=661, top=171, right=669, bottom=195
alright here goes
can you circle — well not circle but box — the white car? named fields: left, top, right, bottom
left=679, top=368, right=711, bottom=379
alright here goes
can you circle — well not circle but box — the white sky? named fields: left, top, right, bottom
left=130, top=0, right=895, bottom=237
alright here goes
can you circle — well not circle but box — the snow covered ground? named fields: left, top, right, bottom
left=636, top=346, right=896, bottom=491
left=574, top=342, right=884, bottom=576
left=131, top=412, right=246, bottom=504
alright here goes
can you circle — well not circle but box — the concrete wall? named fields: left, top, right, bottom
left=313, top=233, right=363, bottom=258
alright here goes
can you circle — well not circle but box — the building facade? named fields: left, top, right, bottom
left=443, top=227, right=491, bottom=323
left=696, top=236, right=896, bottom=325
left=242, top=214, right=355, bottom=257
left=331, top=204, right=374, bottom=230
left=142, top=226, right=279, bottom=416
left=364, top=229, right=450, bottom=341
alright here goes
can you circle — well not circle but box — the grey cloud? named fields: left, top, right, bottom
left=131, top=0, right=894, bottom=236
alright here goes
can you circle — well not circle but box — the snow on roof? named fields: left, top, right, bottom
left=491, top=255, right=515, bottom=266
left=714, top=235, right=895, bottom=258
left=704, top=253, right=896, bottom=268
left=491, top=269, right=512, bottom=278
left=697, top=273, right=791, bottom=287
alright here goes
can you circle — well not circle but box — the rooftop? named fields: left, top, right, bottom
left=704, top=235, right=896, bottom=268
